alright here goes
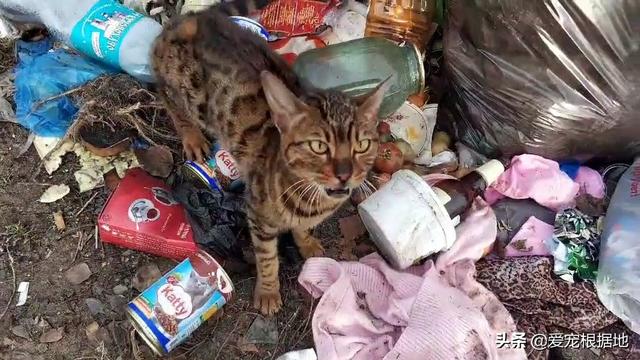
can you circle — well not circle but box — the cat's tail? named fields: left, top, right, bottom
left=216, top=0, right=272, bottom=17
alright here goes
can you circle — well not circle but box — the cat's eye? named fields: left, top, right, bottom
left=355, top=139, right=371, bottom=153
left=308, top=140, right=328, bottom=154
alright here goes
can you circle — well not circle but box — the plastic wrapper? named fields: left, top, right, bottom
left=596, top=158, right=640, bottom=335
left=442, top=0, right=640, bottom=160
left=15, top=38, right=115, bottom=137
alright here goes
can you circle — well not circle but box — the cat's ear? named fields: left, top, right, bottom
left=355, top=76, right=392, bottom=123
left=260, top=71, right=306, bottom=133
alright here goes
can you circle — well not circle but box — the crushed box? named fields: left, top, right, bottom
left=98, top=168, right=197, bottom=260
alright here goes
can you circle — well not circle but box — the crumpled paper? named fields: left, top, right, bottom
left=33, top=136, right=139, bottom=192
left=39, top=184, right=70, bottom=203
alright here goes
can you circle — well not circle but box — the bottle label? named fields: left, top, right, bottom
left=432, top=186, right=460, bottom=226
left=70, top=0, right=144, bottom=68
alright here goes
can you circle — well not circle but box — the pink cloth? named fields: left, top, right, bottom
left=485, top=154, right=580, bottom=210
left=504, top=216, right=554, bottom=257
left=298, top=199, right=527, bottom=360
left=575, top=166, right=606, bottom=198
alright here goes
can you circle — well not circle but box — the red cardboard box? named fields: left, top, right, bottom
left=98, top=168, right=198, bottom=260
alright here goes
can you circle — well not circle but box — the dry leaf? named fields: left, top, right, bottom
left=134, top=145, right=174, bottom=178
left=39, top=184, right=70, bottom=203
left=53, top=211, right=66, bottom=231
left=103, top=169, right=122, bottom=192
left=39, top=328, right=63, bottom=343
left=11, top=325, right=29, bottom=340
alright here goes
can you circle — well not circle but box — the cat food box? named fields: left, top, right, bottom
left=98, top=168, right=198, bottom=260
left=127, top=250, right=234, bottom=355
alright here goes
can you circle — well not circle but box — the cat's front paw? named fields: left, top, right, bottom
left=298, top=237, right=325, bottom=259
left=253, top=287, right=282, bottom=316
left=181, top=128, right=210, bottom=163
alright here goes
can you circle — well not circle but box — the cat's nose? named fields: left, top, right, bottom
left=334, top=162, right=353, bottom=184
left=336, top=173, right=351, bottom=185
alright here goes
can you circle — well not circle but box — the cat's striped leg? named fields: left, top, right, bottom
left=250, top=222, right=282, bottom=316
left=292, top=228, right=325, bottom=259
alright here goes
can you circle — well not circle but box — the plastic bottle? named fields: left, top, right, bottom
left=0, top=0, right=162, bottom=82
left=364, top=0, right=436, bottom=52
left=293, top=37, right=424, bottom=118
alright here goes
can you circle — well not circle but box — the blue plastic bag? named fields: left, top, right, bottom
left=14, top=38, right=116, bottom=137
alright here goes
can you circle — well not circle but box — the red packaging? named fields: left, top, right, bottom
left=98, top=168, right=198, bottom=260
left=259, top=0, right=338, bottom=39
left=269, top=35, right=326, bottom=65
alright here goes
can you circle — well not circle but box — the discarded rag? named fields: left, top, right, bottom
left=491, top=198, right=556, bottom=257
left=503, top=216, right=554, bottom=257
left=475, top=257, right=619, bottom=360
left=484, top=155, right=605, bottom=211
left=298, top=198, right=527, bottom=360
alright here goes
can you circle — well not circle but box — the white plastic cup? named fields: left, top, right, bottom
left=358, top=170, right=456, bottom=270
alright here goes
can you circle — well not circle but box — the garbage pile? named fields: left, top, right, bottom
left=1, top=0, right=640, bottom=359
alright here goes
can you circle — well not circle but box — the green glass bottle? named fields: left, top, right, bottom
left=292, top=37, right=425, bottom=118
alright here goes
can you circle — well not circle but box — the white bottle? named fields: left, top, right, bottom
left=0, top=0, right=162, bottom=82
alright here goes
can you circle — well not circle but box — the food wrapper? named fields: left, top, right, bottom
left=269, top=35, right=326, bottom=65
left=546, top=208, right=601, bottom=282
left=257, top=0, right=340, bottom=39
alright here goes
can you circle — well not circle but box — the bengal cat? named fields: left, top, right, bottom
left=152, top=0, right=389, bottom=315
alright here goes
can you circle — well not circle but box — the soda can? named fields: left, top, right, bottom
left=127, top=250, right=234, bottom=355
left=183, top=142, right=244, bottom=193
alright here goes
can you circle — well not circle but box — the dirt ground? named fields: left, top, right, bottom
left=0, top=120, right=362, bottom=359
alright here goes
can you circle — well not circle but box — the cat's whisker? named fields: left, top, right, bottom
left=291, top=183, right=316, bottom=227
left=281, top=180, right=309, bottom=208
left=359, top=183, right=372, bottom=198
left=309, top=186, right=321, bottom=218
left=278, top=178, right=307, bottom=201
left=364, top=179, right=378, bottom=193
left=313, top=186, right=323, bottom=217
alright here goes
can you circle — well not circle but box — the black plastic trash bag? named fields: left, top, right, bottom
left=441, top=0, right=640, bottom=161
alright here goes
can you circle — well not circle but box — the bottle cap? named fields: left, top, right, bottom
left=475, top=160, right=505, bottom=186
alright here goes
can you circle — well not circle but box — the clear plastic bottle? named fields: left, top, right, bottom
left=364, top=0, right=436, bottom=52
left=292, top=37, right=425, bottom=118
left=0, top=0, right=162, bottom=82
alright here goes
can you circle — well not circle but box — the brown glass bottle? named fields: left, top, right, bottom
left=364, top=0, right=436, bottom=53
left=432, top=160, right=505, bottom=220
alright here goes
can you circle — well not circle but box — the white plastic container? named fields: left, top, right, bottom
left=358, top=170, right=456, bottom=269
left=0, top=0, right=162, bottom=82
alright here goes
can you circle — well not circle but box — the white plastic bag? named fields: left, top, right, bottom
left=596, top=158, right=640, bottom=334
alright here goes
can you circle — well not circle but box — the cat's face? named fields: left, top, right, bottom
left=183, top=271, right=213, bottom=295
left=261, top=72, right=389, bottom=199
